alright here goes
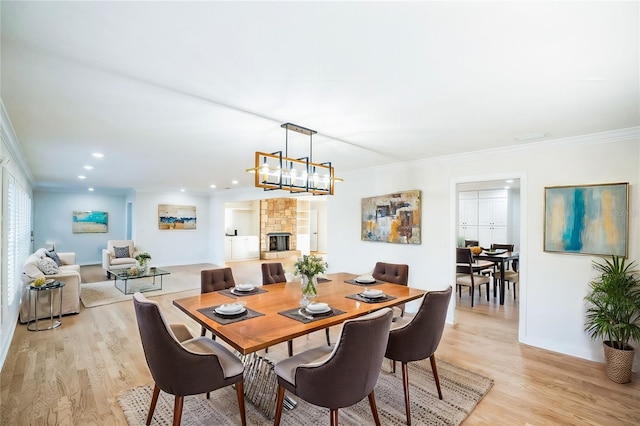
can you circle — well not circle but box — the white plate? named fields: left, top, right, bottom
left=361, top=289, right=385, bottom=298
left=235, top=284, right=256, bottom=292
left=306, top=302, right=330, bottom=313
left=215, top=303, right=246, bottom=315
left=306, top=305, right=331, bottom=315
left=355, top=275, right=376, bottom=284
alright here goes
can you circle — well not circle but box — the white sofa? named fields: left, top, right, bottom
left=102, top=240, right=138, bottom=277
left=20, top=248, right=81, bottom=323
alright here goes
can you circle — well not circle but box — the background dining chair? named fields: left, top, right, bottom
left=456, top=247, right=490, bottom=307
left=490, top=243, right=515, bottom=295
left=132, top=292, right=246, bottom=426
left=463, top=239, right=479, bottom=248
left=372, top=262, right=409, bottom=317
left=261, top=262, right=331, bottom=356
left=493, top=259, right=519, bottom=299
left=261, top=262, right=287, bottom=285
left=273, top=308, right=393, bottom=426
left=385, top=286, right=452, bottom=426
left=200, top=267, right=236, bottom=337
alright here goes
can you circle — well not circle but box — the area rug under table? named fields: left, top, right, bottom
left=117, top=358, right=493, bottom=425
left=80, top=272, right=200, bottom=308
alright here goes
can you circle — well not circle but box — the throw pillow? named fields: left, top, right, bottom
left=46, top=250, right=63, bottom=266
left=114, top=246, right=130, bottom=258
left=37, top=257, right=59, bottom=275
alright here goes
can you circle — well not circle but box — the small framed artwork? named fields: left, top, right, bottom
left=544, top=182, right=628, bottom=256
left=361, top=190, right=421, bottom=244
left=72, top=211, right=108, bottom=233
left=158, top=204, right=197, bottom=230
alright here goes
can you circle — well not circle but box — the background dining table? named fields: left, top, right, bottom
left=474, top=251, right=519, bottom=305
left=172, top=272, right=425, bottom=355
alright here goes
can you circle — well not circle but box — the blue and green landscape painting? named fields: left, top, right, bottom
left=72, top=210, right=108, bottom=233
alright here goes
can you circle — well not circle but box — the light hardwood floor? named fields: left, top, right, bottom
left=1, top=261, right=638, bottom=425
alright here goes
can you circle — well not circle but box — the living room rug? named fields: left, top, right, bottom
left=117, top=358, right=493, bottom=425
left=80, top=272, right=200, bottom=308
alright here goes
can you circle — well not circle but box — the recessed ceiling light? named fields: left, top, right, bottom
left=506, top=179, right=514, bottom=183
left=83, top=165, right=93, bottom=170
left=232, top=180, right=239, bottom=185
left=210, top=184, right=217, bottom=189
left=504, top=186, right=510, bottom=189
left=92, top=152, right=104, bottom=158
left=78, top=175, right=86, bottom=180
left=180, top=188, right=186, bottom=192
left=88, top=187, right=94, bottom=191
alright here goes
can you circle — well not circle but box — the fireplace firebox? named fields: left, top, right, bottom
left=268, top=232, right=291, bottom=251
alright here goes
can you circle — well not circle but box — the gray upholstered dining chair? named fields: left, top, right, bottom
left=132, top=292, right=246, bottom=426
left=456, top=247, right=490, bottom=307
left=200, top=267, right=236, bottom=337
left=273, top=308, right=394, bottom=426
left=385, top=286, right=452, bottom=426
left=490, top=243, right=515, bottom=295
left=372, top=262, right=409, bottom=317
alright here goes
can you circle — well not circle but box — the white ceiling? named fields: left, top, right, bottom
left=2, top=2, right=638, bottom=194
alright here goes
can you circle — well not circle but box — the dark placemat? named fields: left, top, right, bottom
left=217, top=287, right=268, bottom=298
left=344, top=279, right=385, bottom=286
left=197, top=305, right=265, bottom=325
left=346, top=293, right=398, bottom=304
left=278, top=307, right=346, bottom=324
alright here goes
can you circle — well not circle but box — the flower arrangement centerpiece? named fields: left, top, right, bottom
left=294, top=254, right=327, bottom=305
left=136, top=252, right=152, bottom=274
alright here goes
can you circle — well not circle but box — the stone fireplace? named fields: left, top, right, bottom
left=260, top=198, right=300, bottom=259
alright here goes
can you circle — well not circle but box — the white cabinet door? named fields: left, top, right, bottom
left=224, top=237, right=233, bottom=261
left=459, top=199, right=478, bottom=225
left=232, top=238, right=247, bottom=260
left=478, top=226, right=508, bottom=247
left=459, top=225, right=478, bottom=242
left=478, top=198, right=508, bottom=226
left=245, top=236, right=259, bottom=259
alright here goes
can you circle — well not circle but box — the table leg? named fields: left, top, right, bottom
left=499, top=261, right=505, bottom=305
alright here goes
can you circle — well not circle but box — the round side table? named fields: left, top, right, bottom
left=27, top=280, right=65, bottom=331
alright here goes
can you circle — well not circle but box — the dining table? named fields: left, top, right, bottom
left=474, top=250, right=519, bottom=305
left=172, top=272, right=426, bottom=355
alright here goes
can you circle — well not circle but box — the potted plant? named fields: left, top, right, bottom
left=136, top=252, right=152, bottom=274
left=584, top=255, right=640, bottom=383
left=294, top=254, right=327, bottom=305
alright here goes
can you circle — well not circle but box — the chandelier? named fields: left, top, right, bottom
left=246, top=123, right=343, bottom=195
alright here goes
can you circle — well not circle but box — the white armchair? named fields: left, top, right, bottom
left=102, top=240, right=138, bottom=277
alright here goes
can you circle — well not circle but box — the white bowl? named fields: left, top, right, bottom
left=235, top=283, right=255, bottom=292
left=216, top=303, right=245, bottom=314
left=306, top=302, right=329, bottom=313
left=355, top=275, right=376, bottom=283
left=362, top=289, right=384, bottom=298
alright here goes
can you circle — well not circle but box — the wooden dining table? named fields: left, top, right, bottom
left=172, top=272, right=426, bottom=355
left=474, top=251, right=519, bottom=305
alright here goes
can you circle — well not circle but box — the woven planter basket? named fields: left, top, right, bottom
left=603, top=341, right=635, bottom=384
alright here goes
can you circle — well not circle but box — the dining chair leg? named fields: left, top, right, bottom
left=430, top=355, right=443, bottom=400
left=470, top=285, right=474, bottom=308
left=330, top=408, right=339, bottom=426
left=287, top=340, right=293, bottom=357
left=235, top=380, right=247, bottom=426
left=325, top=328, right=331, bottom=346
left=173, top=395, right=184, bottom=426
left=485, top=284, right=489, bottom=301
left=273, top=385, right=286, bottom=426
left=391, top=359, right=396, bottom=373
left=368, top=390, right=382, bottom=426
left=200, top=326, right=206, bottom=337
left=401, top=361, right=412, bottom=426
left=146, top=384, right=160, bottom=425
left=206, top=391, right=210, bottom=399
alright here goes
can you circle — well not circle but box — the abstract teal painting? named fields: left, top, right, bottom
left=72, top=210, right=108, bottom=233
left=544, top=183, right=628, bottom=256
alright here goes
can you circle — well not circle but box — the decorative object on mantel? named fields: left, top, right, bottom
left=361, top=190, right=422, bottom=244
left=544, top=182, right=628, bottom=256
left=294, top=254, right=327, bottom=307
left=584, top=255, right=640, bottom=383
left=246, top=122, right=343, bottom=195
left=135, top=252, right=151, bottom=274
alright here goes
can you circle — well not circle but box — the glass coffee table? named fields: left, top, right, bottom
left=109, top=267, right=171, bottom=295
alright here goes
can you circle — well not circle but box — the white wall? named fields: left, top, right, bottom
left=326, top=131, right=639, bottom=368
left=33, top=191, right=127, bottom=264
left=134, top=192, right=211, bottom=267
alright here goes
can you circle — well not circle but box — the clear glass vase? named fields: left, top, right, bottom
left=300, top=275, right=318, bottom=308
